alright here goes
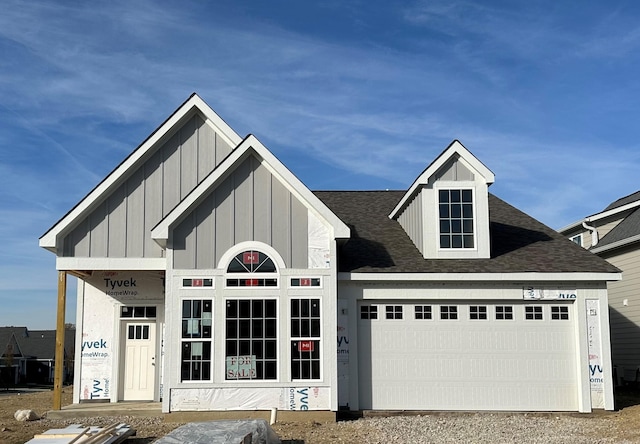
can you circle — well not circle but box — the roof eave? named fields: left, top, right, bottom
left=591, top=234, right=640, bottom=254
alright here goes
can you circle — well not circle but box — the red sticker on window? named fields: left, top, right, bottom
left=300, top=278, right=311, bottom=286
left=298, top=341, right=314, bottom=352
left=245, top=279, right=259, bottom=286
left=192, top=279, right=203, bottom=287
left=243, top=252, right=259, bottom=264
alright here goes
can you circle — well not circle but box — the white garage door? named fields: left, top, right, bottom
left=358, top=301, right=578, bottom=411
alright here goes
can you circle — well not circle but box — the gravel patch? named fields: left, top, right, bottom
left=338, top=413, right=625, bottom=444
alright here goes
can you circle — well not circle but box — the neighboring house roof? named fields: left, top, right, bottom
left=315, top=190, right=620, bottom=275
left=0, top=328, right=25, bottom=358
left=0, top=327, right=74, bottom=360
left=592, top=206, right=640, bottom=253
left=603, top=190, right=640, bottom=212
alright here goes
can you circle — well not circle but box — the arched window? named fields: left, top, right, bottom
left=227, top=251, right=276, bottom=273
left=226, top=250, right=277, bottom=287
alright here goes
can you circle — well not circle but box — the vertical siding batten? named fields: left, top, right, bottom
left=145, top=149, right=163, bottom=258
left=271, top=178, right=291, bottom=267
left=253, top=160, right=272, bottom=245
left=291, top=192, right=308, bottom=268
left=234, top=157, right=254, bottom=244
left=126, top=167, right=145, bottom=257
left=107, top=182, right=127, bottom=257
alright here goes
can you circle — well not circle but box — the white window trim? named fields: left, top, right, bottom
left=224, top=274, right=281, bottom=289
left=494, top=305, right=515, bottom=321
left=524, top=305, right=544, bottom=321
left=222, top=297, right=280, bottom=383
left=180, top=298, right=214, bottom=383
left=435, top=186, right=479, bottom=252
left=469, top=305, right=488, bottom=321
left=569, top=234, right=583, bottom=246
left=289, top=297, right=323, bottom=382
left=288, top=277, right=323, bottom=289
left=439, top=304, right=460, bottom=321
left=414, top=305, right=434, bottom=320
left=180, top=277, right=215, bottom=289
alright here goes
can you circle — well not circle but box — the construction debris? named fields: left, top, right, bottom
left=155, top=419, right=281, bottom=444
left=25, top=423, right=135, bottom=444
left=14, top=409, right=40, bottom=421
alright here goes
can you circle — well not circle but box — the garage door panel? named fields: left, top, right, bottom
left=358, top=301, right=577, bottom=411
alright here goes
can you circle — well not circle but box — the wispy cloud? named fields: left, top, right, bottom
left=1, top=1, right=639, bottom=327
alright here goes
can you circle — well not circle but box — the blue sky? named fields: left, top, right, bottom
left=1, top=0, right=640, bottom=329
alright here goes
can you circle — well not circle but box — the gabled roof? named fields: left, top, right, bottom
left=389, top=140, right=495, bottom=219
left=315, top=190, right=620, bottom=275
left=151, top=134, right=350, bottom=245
left=39, top=93, right=242, bottom=252
left=0, top=328, right=25, bottom=358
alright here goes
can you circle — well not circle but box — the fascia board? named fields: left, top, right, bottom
left=151, top=135, right=350, bottom=244
left=591, top=234, right=640, bottom=254
left=389, top=140, right=495, bottom=219
left=39, top=94, right=242, bottom=250
left=558, top=220, right=584, bottom=234
left=586, top=200, right=640, bottom=223
left=56, top=257, right=167, bottom=271
left=338, top=272, right=622, bottom=282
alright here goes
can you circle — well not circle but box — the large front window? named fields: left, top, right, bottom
left=439, top=189, right=474, bottom=249
left=225, top=299, right=277, bottom=380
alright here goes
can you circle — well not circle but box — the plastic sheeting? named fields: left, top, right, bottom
left=155, top=420, right=281, bottom=444
left=170, top=386, right=331, bottom=411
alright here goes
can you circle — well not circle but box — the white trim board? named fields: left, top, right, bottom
left=338, top=272, right=621, bottom=282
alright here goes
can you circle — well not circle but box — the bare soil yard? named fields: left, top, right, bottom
left=2, top=387, right=640, bottom=443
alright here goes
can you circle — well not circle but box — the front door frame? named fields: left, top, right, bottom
left=117, top=305, right=160, bottom=402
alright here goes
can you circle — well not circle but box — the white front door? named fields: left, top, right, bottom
left=122, top=322, right=156, bottom=401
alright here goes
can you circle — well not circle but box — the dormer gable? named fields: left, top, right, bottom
left=389, top=140, right=494, bottom=259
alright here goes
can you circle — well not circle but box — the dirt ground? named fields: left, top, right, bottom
left=2, top=387, right=640, bottom=443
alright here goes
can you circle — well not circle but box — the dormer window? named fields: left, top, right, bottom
left=439, top=189, right=474, bottom=249
left=389, top=140, right=493, bottom=259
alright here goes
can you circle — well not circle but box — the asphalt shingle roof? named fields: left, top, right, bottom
left=603, top=190, right=640, bottom=212
left=597, top=207, right=640, bottom=248
left=0, top=327, right=75, bottom=360
left=314, top=190, right=620, bottom=274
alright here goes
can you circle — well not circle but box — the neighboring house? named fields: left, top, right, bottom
left=0, top=327, right=74, bottom=385
left=40, top=94, right=620, bottom=414
left=559, top=191, right=640, bottom=384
